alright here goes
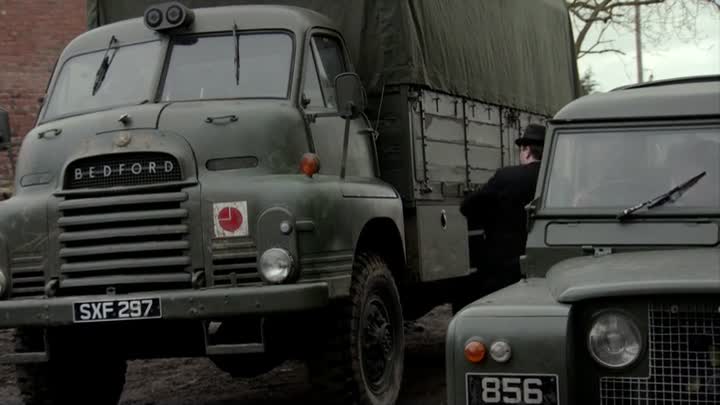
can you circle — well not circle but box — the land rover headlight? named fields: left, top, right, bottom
left=588, top=311, right=642, bottom=369
left=259, top=248, right=294, bottom=284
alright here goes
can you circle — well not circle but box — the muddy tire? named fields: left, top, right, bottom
left=309, top=253, right=405, bottom=405
left=14, top=328, right=127, bottom=405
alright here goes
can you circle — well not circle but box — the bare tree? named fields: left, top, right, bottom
left=568, top=0, right=720, bottom=59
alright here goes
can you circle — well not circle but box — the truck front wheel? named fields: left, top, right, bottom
left=309, top=253, right=405, bottom=405
left=14, top=328, right=127, bottom=405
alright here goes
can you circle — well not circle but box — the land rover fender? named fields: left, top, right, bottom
left=446, top=279, right=570, bottom=405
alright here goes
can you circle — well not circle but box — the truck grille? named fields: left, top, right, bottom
left=600, top=302, right=719, bottom=404
left=57, top=188, right=192, bottom=294
left=9, top=255, right=45, bottom=298
left=211, top=238, right=260, bottom=286
left=65, top=152, right=182, bottom=189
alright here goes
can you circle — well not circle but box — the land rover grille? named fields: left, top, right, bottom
left=600, top=302, right=719, bottom=404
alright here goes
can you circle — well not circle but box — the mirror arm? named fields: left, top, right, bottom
left=339, top=116, right=352, bottom=180
left=304, top=111, right=343, bottom=124
left=525, top=196, right=541, bottom=232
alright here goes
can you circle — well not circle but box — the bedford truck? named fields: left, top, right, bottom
left=0, top=1, right=579, bottom=403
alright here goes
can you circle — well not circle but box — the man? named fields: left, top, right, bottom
left=459, top=123, right=545, bottom=296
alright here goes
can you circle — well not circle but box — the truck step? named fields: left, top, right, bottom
left=0, top=351, right=48, bottom=364
left=206, top=343, right=265, bottom=356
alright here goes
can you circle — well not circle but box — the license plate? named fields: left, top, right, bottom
left=466, top=373, right=559, bottom=405
left=73, top=298, right=161, bottom=323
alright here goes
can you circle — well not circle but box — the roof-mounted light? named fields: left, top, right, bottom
left=144, top=2, right=194, bottom=32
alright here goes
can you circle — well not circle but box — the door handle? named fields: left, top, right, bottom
left=38, top=128, right=62, bottom=139
left=205, top=115, right=238, bottom=124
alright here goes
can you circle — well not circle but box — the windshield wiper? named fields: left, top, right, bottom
left=233, top=23, right=240, bottom=85
left=92, top=35, right=119, bottom=96
left=616, top=171, right=706, bottom=220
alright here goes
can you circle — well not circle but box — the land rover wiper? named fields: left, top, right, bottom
left=92, top=35, right=119, bottom=96
left=617, top=171, right=706, bottom=220
left=233, top=23, right=240, bottom=85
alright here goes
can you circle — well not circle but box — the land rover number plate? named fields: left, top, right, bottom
left=73, top=298, right=161, bottom=323
left=466, top=373, right=559, bottom=405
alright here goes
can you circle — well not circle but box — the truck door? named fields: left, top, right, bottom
left=301, top=33, right=376, bottom=181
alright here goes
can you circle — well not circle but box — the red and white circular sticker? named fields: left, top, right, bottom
left=213, top=202, right=249, bottom=237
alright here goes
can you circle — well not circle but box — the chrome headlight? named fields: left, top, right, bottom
left=259, top=248, right=293, bottom=284
left=588, top=311, right=643, bottom=369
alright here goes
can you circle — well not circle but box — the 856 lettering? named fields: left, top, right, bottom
left=73, top=298, right=161, bottom=323
left=467, top=374, right=559, bottom=405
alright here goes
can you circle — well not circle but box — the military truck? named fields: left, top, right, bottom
left=0, top=1, right=578, bottom=403
left=445, top=75, right=720, bottom=405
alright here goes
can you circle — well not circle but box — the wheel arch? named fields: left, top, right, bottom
left=353, top=217, right=408, bottom=284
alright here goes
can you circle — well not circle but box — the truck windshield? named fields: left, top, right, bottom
left=161, top=33, right=293, bottom=101
left=44, top=41, right=161, bottom=121
left=544, top=127, right=720, bottom=209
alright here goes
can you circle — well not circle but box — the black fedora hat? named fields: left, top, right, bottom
left=515, top=124, right=546, bottom=147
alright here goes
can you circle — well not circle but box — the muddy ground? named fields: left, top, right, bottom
left=0, top=305, right=452, bottom=405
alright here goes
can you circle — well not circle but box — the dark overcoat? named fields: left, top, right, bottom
left=460, top=161, right=541, bottom=263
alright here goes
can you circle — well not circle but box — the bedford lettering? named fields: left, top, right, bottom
left=72, top=160, right=174, bottom=180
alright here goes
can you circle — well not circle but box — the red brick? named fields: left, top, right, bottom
left=0, top=0, right=86, bottom=185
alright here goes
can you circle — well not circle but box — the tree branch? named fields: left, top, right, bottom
left=578, top=48, right=627, bottom=57
left=574, top=0, right=614, bottom=56
left=569, top=0, right=719, bottom=59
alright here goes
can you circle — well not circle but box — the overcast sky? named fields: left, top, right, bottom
left=577, top=8, right=720, bottom=92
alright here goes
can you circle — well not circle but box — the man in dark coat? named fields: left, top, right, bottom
left=459, top=123, right=546, bottom=296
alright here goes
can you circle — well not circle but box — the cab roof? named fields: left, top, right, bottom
left=552, top=75, right=720, bottom=122
left=65, top=5, right=335, bottom=56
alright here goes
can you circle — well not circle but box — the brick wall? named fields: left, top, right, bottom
left=0, top=0, right=86, bottom=193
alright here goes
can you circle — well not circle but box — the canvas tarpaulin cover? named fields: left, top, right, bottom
left=87, top=0, right=580, bottom=116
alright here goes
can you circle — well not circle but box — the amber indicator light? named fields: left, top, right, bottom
left=465, top=341, right=486, bottom=363
left=300, top=153, right=320, bottom=177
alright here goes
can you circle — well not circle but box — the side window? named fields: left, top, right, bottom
left=302, top=46, right=325, bottom=109
left=311, top=35, right=347, bottom=108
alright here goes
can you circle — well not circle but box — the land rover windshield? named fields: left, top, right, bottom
left=544, top=126, right=720, bottom=210
left=160, top=32, right=293, bottom=101
left=44, top=40, right=161, bottom=121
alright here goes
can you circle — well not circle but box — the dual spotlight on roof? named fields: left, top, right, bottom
left=143, top=2, right=195, bottom=31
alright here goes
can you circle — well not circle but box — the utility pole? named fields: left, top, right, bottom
left=635, top=4, right=644, bottom=83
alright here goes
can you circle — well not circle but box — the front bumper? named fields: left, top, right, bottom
left=0, top=282, right=331, bottom=328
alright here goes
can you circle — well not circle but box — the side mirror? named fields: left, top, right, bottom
left=0, top=107, right=10, bottom=151
left=334, top=73, right=366, bottom=120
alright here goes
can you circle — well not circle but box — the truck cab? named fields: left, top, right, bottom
left=445, top=75, right=720, bottom=405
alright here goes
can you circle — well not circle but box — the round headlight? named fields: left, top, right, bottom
left=145, top=8, right=163, bottom=28
left=166, top=5, right=184, bottom=25
left=259, top=248, right=293, bottom=284
left=588, top=311, right=642, bottom=369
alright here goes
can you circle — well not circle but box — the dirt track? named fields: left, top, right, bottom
left=0, top=306, right=451, bottom=405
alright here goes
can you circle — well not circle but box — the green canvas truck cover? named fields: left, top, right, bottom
left=86, top=0, right=580, bottom=116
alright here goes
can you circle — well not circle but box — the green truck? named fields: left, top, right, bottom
left=445, top=75, right=720, bottom=405
left=0, top=1, right=579, bottom=404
